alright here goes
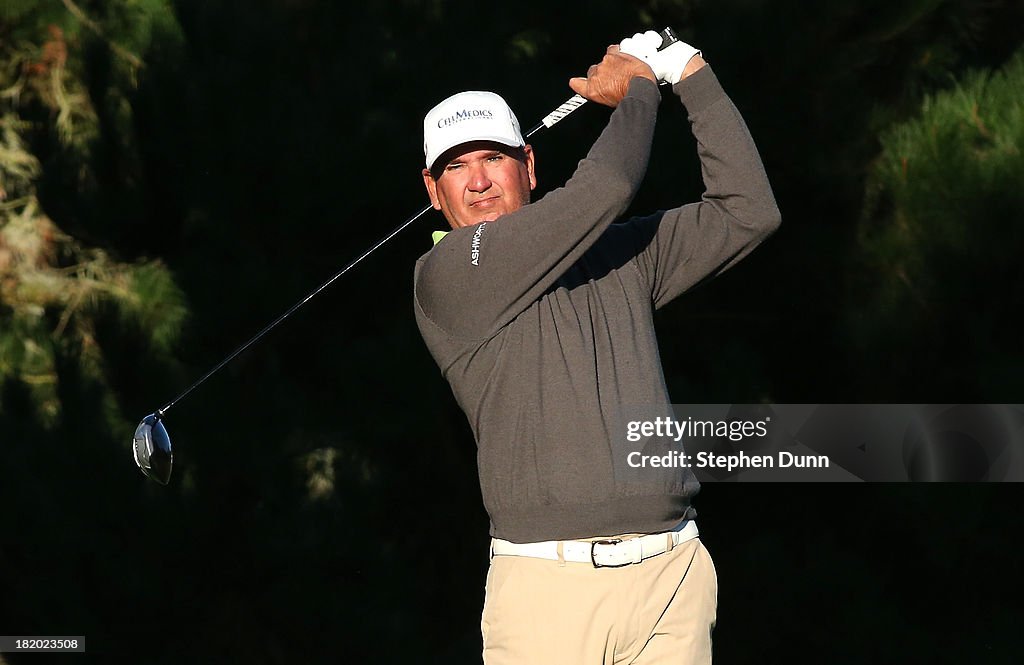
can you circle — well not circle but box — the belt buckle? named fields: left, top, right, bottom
left=590, top=538, right=626, bottom=568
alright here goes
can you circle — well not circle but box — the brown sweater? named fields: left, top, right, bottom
left=414, top=68, right=780, bottom=543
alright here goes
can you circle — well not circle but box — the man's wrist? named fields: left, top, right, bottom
left=679, top=55, right=707, bottom=81
left=626, top=75, right=661, bottom=104
left=672, top=64, right=723, bottom=116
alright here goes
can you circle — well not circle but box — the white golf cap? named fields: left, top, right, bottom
left=423, top=90, right=525, bottom=170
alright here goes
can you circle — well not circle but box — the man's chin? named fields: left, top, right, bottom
left=461, top=211, right=504, bottom=226
left=453, top=208, right=511, bottom=228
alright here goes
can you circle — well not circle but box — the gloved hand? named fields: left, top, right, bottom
left=619, top=30, right=701, bottom=85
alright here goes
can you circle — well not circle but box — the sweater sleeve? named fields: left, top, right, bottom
left=628, top=66, right=781, bottom=309
left=415, top=77, right=662, bottom=339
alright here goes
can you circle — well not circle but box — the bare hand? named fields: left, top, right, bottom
left=569, top=45, right=657, bottom=108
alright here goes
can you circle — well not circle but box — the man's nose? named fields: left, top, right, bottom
left=467, top=164, right=492, bottom=192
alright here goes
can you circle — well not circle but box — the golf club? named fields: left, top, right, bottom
left=133, top=27, right=681, bottom=484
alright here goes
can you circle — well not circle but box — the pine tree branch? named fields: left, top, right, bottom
left=61, top=0, right=145, bottom=71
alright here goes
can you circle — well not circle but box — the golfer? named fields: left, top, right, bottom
left=414, top=31, right=780, bottom=664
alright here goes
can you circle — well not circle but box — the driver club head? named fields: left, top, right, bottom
left=133, top=414, right=173, bottom=485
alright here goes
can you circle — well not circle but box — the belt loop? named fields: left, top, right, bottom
left=666, top=532, right=674, bottom=552
left=556, top=541, right=566, bottom=567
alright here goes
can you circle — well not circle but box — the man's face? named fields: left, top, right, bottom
left=422, top=140, right=536, bottom=229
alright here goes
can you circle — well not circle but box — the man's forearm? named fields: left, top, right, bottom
left=679, top=66, right=780, bottom=234
left=632, top=66, right=780, bottom=309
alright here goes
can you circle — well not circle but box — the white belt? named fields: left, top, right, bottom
left=491, top=520, right=698, bottom=568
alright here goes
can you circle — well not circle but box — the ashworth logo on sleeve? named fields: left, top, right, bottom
left=438, top=108, right=494, bottom=127
left=471, top=223, right=486, bottom=266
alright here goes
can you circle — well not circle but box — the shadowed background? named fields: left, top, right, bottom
left=2, top=0, right=1022, bottom=662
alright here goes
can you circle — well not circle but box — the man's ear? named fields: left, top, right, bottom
left=422, top=168, right=441, bottom=210
left=523, top=145, right=537, bottom=191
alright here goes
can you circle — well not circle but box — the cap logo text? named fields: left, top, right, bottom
left=438, top=108, right=494, bottom=128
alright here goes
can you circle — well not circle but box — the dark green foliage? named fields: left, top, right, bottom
left=851, top=50, right=1024, bottom=399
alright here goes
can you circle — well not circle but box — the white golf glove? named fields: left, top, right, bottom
left=619, top=30, right=701, bottom=85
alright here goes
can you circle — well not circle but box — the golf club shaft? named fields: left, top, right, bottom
left=156, top=203, right=433, bottom=417
left=154, top=94, right=590, bottom=419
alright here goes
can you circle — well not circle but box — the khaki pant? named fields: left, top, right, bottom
left=481, top=537, right=717, bottom=664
